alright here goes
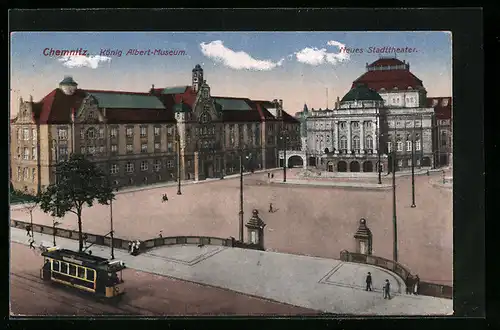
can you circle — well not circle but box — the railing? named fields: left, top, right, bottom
left=340, top=250, right=452, bottom=299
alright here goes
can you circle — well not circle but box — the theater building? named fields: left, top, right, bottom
left=10, top=65, right=300, bottom=194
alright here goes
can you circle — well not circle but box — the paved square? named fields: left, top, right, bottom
left=144, top=245, right=227, bottom=266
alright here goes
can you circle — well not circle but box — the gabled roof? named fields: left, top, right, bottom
left=161, top=86, right=189, bottom=94
left=85, top=90, right=165, bottom=109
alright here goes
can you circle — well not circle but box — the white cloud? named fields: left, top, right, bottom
left=58, top=55, right=111, bottom=69
left=200, top=40, right=284, bottom=71
left=295, top=40, right=350, bottom=66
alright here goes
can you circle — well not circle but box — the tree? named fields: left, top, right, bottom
left=38, top=153, right=114, bottom=252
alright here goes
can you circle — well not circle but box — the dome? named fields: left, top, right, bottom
left=59, top=76, right=78, bottom=86
left=59, top=76, right=78, bottom=95
left=341, top=83, right=383, bottom=102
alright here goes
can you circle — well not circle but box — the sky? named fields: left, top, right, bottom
left=10, top=31, right=452, bottom=117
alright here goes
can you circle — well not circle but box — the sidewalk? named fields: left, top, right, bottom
left=270, top=179, right=392, bottom=190
left=10, top=227, right=452, bottom=315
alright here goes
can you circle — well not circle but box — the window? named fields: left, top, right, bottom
left=17, top=129, right=21, bottom=140
left=397, top=159, right=403, bottom=167
left=352, top=136, right=360, bottom=151
left=23, top=128, right=30, bottom=140
left=339, top=136, right=348, bottom=150
left=154, top=142, right=161, bottom=150
left=31, top=147, right=37, bottom=160
left=397, top=140, right=403, bottom=151
left=167, top=126, right=174, bottom=135
left=154, top=159, right=161, bottom=172
left=408, top=158, right=412, bottom=166
left=366, top=135, right=373, bottom=149
left=32, top=128, right=37, bottom=141
left=111, top=144, right=118, bottom=153
left=140, top=126, right=147, bottom=137
left=154, top=127, right=161, bottom=136
left=23, top=168, right=29, bottom=180
left=326, top=135, right=330, bottom=143
left=58, top=128, right=68, bottom=140
left=23, top=147, right=29, bottom=160
left=81, top=146, right=86, bottom=154
left=59, top=146, right=68, bottom=159
left=17, top=167, right=21, bottom=181
left=77, top=267, right=85, bottom=278
left=140, top=160, right=148, bottom=171
left=339, top=122, right=346, bottom=129
left=406, top=140, right=412, bottom=152
left=352, top=122, right=359, bottom=128
left=86, top=128, right=96, bottom=139
left=416, top=139, right=421, bottom=151
left=441, top=131, right=447, bottom=147
left=110, top=164, right=119, bottom=174
left=416, top=158, right=421, bottom=166
left=99, top=128, right=104, bottom=139
left=126, top=162, right=134, bottom=173
left=387, top=142, right=393, bottom=153
left=126, top=127, right=134, bottom=137
left=141, top=143, right=148, bottom=153
left=88, top=146, right=96, bottom=154
left=365, top=121, right=372, bottom=128
left=126, top=144, right=133, bottom=153
left=167, top=142, right=173, bottom=152
left=52, top=260, right=60, bottom=272
left=69, top=264, right=77, bottom=277
left=99, top=146, right=105, bottom=154
left=61, top=262, right=68, bottom=274
left=167, top=160, right=174, bottom=168
left=86, top=269, right=95, bottom=281
left=31, top=168, right=36, bottom=182
left=110, top=127, right=118, bottom=138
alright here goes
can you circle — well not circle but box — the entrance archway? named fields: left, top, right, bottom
left=308, top=157, right=316, bottom=166
left=327, top=161, right=334, bottom=172
left=337, top=161, right=347, bottom=172
left=362, top=161, right=373, bottom=172
left=288, top=155, right=304, bottom=168
left=350, top=161, right=360, bottom=172
left=422, top=156, right=431, bottom=167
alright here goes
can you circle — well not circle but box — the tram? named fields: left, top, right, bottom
left=40, top=246, right=126, bottom=301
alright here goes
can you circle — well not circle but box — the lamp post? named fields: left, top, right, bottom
left=176, top=133, right=182, bottom=195
left=52, top=219, right=60, bottom=246
left=442, top=169, right=446, bottom=184
left=376, top=109, right=382, bottom=184
left=238, top=151, right=250, bottom=242
left=110, top=186, right=115, bottom=260
left=392, top=149, right=398, bottom=263
left=51, top=139, right=59, bottom=245
left=411, top=131, right=416, bottom=208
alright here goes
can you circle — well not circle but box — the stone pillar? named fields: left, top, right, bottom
left=347, top=121, right=352, bottom=153
left=245, top=209, right=266, bottom=250
left=334, top=121, right=339, bottom=153
left=360, top=121, right=365, bottom=151
left=354, top=218, right=372, bottom=255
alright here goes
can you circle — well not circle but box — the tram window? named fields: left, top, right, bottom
left=52, top=260, right=60, bottom=272
left=77, top=267, right=86, bottom=278
left=69, top=264, right=77, bottom=277
left=86, top=270, right=95, bottom=281
left=61, top=262, right=68, bottom=274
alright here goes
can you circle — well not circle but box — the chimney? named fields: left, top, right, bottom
left=279, top=99, right=283, bottom=109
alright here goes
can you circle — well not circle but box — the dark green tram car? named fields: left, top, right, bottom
left=40, top=247, right=126, bottom=300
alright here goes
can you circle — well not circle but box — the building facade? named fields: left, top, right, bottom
left=427, top=97, right=452, bottom=167
left=296, top=57, right=446, bottom=172
left=10, top=65, right=300, bottom=194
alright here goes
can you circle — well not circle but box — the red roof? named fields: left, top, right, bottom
left=352, top=69, right=424, bottom=91
left=426, top=97, right=452, bottom=120
left=368, top=58, right=405, bottom=67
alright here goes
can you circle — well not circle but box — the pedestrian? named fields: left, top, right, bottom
left=162, top=193, right=168, bottom=202
left=159, top=231, right=163, bottom=238
left=405, top=274, right=413, bottom=294
left=426, top=170, right=430, bottom=176
left=29, top=238, right=35, bottom=250
left=365, top=272, right=373, bottom=291
left=269, top=203, right=274, bottom=213
left=267, top=173, right=270, bottom=179
left=128, top=241, right=132, bottom=253
left=413, top=275, right=420, bottom=295
left=383, top=279, right=391, bottom=299
left=271, top=173, right=274, bottom=179
left=26, top=224, right=32, bottom=237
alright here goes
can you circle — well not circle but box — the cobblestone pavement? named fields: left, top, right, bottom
left=10, top=169, right=452, bottom=286
left=10, top=242, right=320, bottom=316
left=10, top=230, right=452, bottom=315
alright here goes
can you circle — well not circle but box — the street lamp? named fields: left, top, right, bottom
left=411, top=132, right=416, bottom=208
left=176, top=133, right=182, bottom=195
left=442, top=169, right=446, bottom=184
left=376, top=109, right=382, bottom=185
left=52, top=219, right=60, bottom=246
left=280, top=130, right=290, bottom=183
left=109, top=184, right=115, bottom=260
left=51, top=139, right=60, bottom=245
left=392, top=149, right=398, bottom=263
left=238, top=151, right=250, bottom=242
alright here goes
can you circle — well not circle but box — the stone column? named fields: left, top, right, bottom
left=360, top=121, right=365, bottom=152
left=347, top=121, right=352, bottom=152
left=334, top=121, right=339, bottom=153
left=373, top=119, right=378, bottom=154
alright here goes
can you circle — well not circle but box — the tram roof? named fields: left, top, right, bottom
left=42, top=248, right=125, bottom=271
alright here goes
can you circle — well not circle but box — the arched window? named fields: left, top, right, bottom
left=352, top=136, right=360, bottom=151
left=406, top=140, right=412, bottom=151
left=86, top=127, right=96, bottom=139
left=366, top=135, right=373, bottom=149
left=339, top=136, right=348, bottom=150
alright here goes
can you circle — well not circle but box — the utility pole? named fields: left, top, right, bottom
left=376, top=108, right=382, bottom=184
left=411, top=118, right=416, bottom=208
left=239, top=153, right=244, bottom=242
left=392, top=148, right=398, bottom=262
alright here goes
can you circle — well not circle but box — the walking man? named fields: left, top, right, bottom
left=365, top=272, right=373, bottom=291
left=413, top=275, right=420, bottom=295
left=267, top=173, right=270, bottom=179
left=269, top=203, right=274, bottom=213
left=162, top=193, right=168, bottom=202
left=405, top=274, right=413, bottom=294
left=128, top=241, right=132, bottom=254
left=29, top=238, right=35, bottom=250
left=271, top=173, right=274, bottom=179
left=26, top=224, right=32, bottom=237
left=383, top=279, right=391, bottom=299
